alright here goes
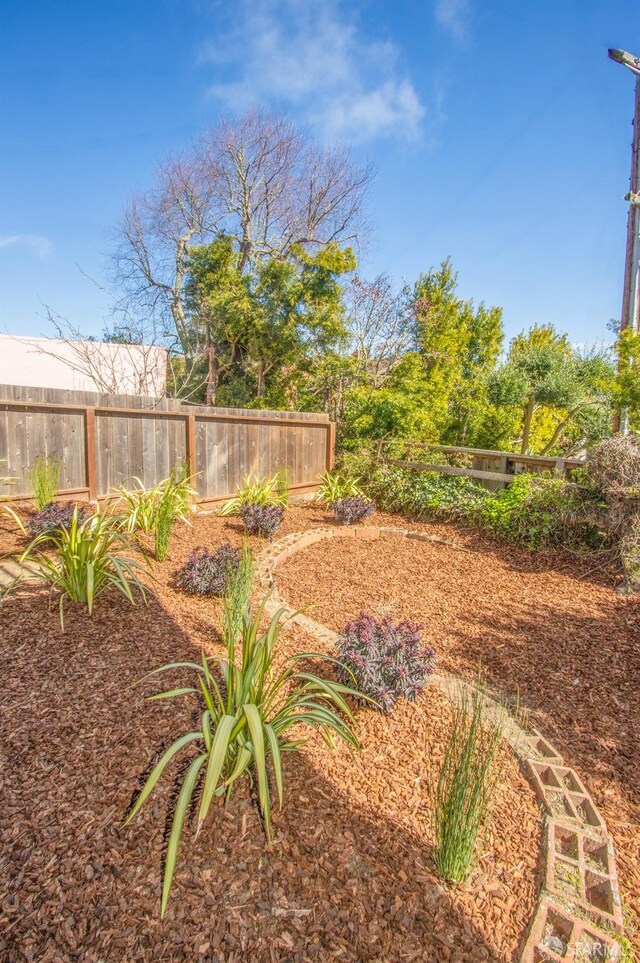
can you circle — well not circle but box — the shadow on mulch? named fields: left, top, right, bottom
left=274, top=524, right=640, bottom=950
left=0, top=583, right=531, bottom=963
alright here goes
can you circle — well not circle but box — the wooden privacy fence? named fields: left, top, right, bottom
left=377, top=440, right=585, bottom=490
left=0, top=385, right=335, bottom=505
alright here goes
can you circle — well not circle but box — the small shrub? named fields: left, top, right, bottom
left=337, top=612, right=435, bottom=712
left=479, top=473, right=602, bottom=548
left=240, top=502, right=284, bottom=538
left=175, top=543, right=243, bottom=596
left=127, top=602, right=360, bottom=916
left=432, top=682, right=504, bottom=885
left=12, top=508, right=147, bottom=629
left=219, top=474, right=288, bottom=517
left=30, top=454, right=61, bottom=511
left=28, top=501, right=91, bottom=538
left=333, top=495, right=376, bottom=525
left=315, top=470, right=364, bottom=505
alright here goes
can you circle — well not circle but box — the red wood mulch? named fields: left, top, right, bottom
left=0, top=503, right=600, bottom=962
left=276, top=511, right=640, bottom=956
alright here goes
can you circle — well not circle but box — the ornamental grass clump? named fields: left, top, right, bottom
left=316, top=470, right=364, bottom=505
left=175, top=543, right=243, bottom=596
left=114, top=465, right=197, bottom=534
left=240, top=502, right=284, bottom=538
left=28, top=500, right=91, bottom=538
left=337, top=612, right=435, bottom=712
left=29, top=454, right=62, bottom=511
left=433, top=683, right=505, bottom=885
left=219, top=473, right=289, bottom=517
left=127, top=590, right=360, bottom=916
left=333, top=495, right=376, bottom=526
left=11, top=508, right=147, bottom=629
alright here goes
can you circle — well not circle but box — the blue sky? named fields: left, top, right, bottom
left=0, top=0, right=639, bottom=346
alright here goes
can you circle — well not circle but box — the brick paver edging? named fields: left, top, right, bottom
left=256, top=525, right=626, bottom=963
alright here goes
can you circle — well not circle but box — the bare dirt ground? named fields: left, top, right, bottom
left=0, top=502, right=634, bottom=960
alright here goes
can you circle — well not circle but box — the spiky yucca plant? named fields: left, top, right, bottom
left=128, top=588, right=360, bottom=916
left=218, top=473, right=289, bottom=517
left=10, top=508, right=147, bottom=628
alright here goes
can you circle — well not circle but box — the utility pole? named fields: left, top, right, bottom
left=608, top=49, right=640, bottom=433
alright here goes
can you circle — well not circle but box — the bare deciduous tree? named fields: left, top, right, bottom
left=27, top=309, right=170, bottom=398
left=344, top=274, right=411, bottom=383
left=112, top=110, right=374, bottom=370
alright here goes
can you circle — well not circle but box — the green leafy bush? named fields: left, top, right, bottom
left=433, top=683, right=504, bottom=885
left=479, top=473, right=602, bottom=548
left=30, top=454, right=62, bottom=511
left=362, top=462, right=489, bottom=522
left=343, top=449, right=601, bottom=550
left=12, top=508, right=147, bottom=628
left=128, top=597, right=360, bottom=916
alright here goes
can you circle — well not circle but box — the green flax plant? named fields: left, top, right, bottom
left=29, top=454, right=62, bottom=510
left=315, top=470, right=364, bottom=506
left=432, top=681, right=505, bottom=885
left=218, top=473, right=289, bottom=516
left=11, top=507, right=147, bottom=629
left=127, top=575, right=360, bottom=916
left=114, top=464, right=197, bottom=535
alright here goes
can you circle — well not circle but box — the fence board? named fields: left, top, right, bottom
left=0, top=384, right=333, bottom=503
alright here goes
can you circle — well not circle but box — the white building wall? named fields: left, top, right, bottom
left=0, top=335, right=168, bottom=397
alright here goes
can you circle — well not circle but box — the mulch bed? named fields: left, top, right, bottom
left=275, top=515, right=640, bottom=955
left=0, top=503, right=599, bottom=961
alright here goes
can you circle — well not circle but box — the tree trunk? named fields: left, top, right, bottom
left=205, top=345, right=218, bottom=406
left=520, top=396, right=535, bottom=454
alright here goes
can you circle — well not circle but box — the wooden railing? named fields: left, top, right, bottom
left=376, top=440, right=585, bottom=490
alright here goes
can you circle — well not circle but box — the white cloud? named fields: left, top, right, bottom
left=0, top=234, right=53, bottom=258
left=435, top=0, right=472, bottom=43
left=201, top=0, right=425, bottom=142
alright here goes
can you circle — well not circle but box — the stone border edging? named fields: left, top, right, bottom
left=256, top=525, right=625, bottom=963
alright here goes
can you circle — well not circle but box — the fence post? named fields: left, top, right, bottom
left=84, top=408, right=98, bottom=501
left=326, top=422, right=336, bottom=471
left=185, top=412, right=197, bottom=478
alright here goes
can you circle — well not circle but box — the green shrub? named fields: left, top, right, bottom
left=433, top=683, right=504, bottom=885
left=127, top=599, right=360, bottom=916
left=361, top=462, right=488, bottom=522
left=479, top=473, right=602, bottom=548
left=12, top=508, right=147, bottom=628
left=218, top=473, right=289, bottom=517
left=30, top=454, right=62, bottom=511
left=342, top=448, right=601, bottom=550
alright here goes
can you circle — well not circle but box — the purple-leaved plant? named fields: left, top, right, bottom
left=332, top=496, right=376, bottom=526
left=337, top=612, right=435, bottom=712
left=175, top=543, right=243, bottom=596
left=28, top=501, right=91, bottom=538
left=240, top=503, right=284, bottom=538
